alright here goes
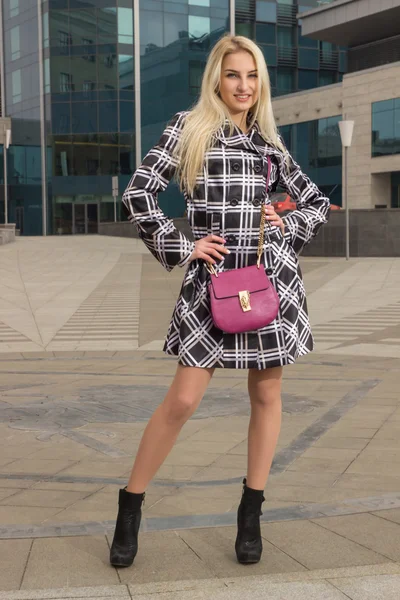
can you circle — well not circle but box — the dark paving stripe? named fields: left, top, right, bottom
left=271, top=378, right=380, bottom=474
left=1, top=492, right=400, bottom=539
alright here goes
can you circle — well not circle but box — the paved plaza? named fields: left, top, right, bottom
left=0, top=236, right=400, bottom=599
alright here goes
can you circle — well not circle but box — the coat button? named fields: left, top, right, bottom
left=266, top=267, right=274, bottom=276
left=226, top=234, right=236, bottom=242
left=254, top=164, right=262, bottom=173
left=232, top=163, right=240, bottom=171
left=252, top=198, right=261, bottom=207
left=230, top=198, right=239, bottom=206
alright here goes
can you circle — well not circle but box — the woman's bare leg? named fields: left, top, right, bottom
left=246, top=366, right=283, bottom=490
left=126, top=364, right=214, bottom=493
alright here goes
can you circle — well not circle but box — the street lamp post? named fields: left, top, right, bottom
left=338, top=119, right=354, bottom=261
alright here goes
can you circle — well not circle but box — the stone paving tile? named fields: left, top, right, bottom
left=330, top=574, right=400, bottom=600
left=0, top=459, right=78, bottom=477
left=0, top=479, right=34, bottom=490
left=344, top=458, right=400, bottom=477
left=333, top=473, right=400, bottom=492
left=311, top=437, right=370, bottom=450
left=0, top=539, right=32, bottom=591
left=58, top=459, right=134, bottom=479
left=0, top=489, right=91, bottom=509
left=0, top=506, right=63, bottom=525
left=31, top=482, right=102, bottom=493
left=270, top=471, right=341, bottom=488
left=300, top=447, right=362, bottom=461
left=21, top=536, right=119, bottom=590
left=0, top=488, right=21, bottom=501
left=178, top=526, right=307, bottom=578
left=134, top=581, right=349, bottom=600
left=311, top=513, right=400, bottom=561
left=0, top=591, right=130, bottom=600
left=115, top=530, right=216, bottom=585
left=371, top=508, right=400, bottom=525
left=260, top=520, right=391, bottom=570
left=286, top=457, right=353, bottom=474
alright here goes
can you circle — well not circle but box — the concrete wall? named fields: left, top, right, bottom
left=0, top=224, right=16, bottom=245
left=302, top=209, right=400, bottom=257
left=99, top=210, right=400, bottom=257
left=271, top=61, right=400, bottom=209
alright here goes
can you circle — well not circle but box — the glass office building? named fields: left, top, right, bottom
left=0, top=0, right=346, bottom=235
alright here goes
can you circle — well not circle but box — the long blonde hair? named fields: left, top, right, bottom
left=175, top=35, right=287, bottom=194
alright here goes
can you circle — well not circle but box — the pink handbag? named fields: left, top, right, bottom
left=207, top=157, right=280, bottom=334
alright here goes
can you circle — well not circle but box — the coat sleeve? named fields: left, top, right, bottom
left=277, top=137, right=330, bottom=255
left=122, top=111, right=195, bottom=272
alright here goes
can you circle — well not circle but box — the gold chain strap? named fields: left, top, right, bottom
left=256, top=202, right=266, bottom=269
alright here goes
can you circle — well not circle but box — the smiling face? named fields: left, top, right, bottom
left=219, top=50, right=259, bottom=123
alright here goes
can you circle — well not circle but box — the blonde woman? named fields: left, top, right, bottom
left=110, top=35, right=330, bottom=567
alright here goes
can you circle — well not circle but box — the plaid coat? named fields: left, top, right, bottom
left=122, top=111, right=330, bottom=369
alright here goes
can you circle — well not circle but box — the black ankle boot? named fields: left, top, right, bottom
left=110, top=487, right=145, bottom=568
left=235, top=478, right=265, bottom=564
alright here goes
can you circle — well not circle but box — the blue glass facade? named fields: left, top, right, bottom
left=139, top=0, right=230, bottom=217
left=280, top=115, right=342, bottom=206
left=1, top=0, right=44, bottom=234
left=236, top=1, right=347, bottom=96
left=1, top=0, right=346, bottom=234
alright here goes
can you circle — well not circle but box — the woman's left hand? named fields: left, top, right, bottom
left=265, top=205, right=285, bottom=235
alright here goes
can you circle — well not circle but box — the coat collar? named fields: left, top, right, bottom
left=214, top=117, right=275, bottom=155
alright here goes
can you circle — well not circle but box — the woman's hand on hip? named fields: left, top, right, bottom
left=189, top=235, right=230, bottom=265
left=265, top=205, right=285, bottom=234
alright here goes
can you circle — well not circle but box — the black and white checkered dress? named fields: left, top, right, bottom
left=122, top=111, right=330, bottom=370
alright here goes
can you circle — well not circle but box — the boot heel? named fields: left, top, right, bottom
left=110, top=487, right=145, bottom=568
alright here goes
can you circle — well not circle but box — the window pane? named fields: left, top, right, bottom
left=319, top=70, right=336, bottom=86
left=261, top=45, right=277, bottom=67
left=26, top=147, right=42, bottom=184
left=98, top=101, right=118, bottom=133
left=118, top=8, right=133, bottom=44
left=298, top=68, right=318, bottom=90
left=165, top=13, right=188, bottom=46
left=298, top=47, right=319, bottom=69
left=256, top=1, right=277, bottom=23
left=10, top=0, right=19, bottom=18
left=189, top=0, right=210, bottom=5
left=98, top=53, right=117, bottom=89
left=43, top=12, right=49, bottom=49
left=277, top=67, right=295, bottom=95
left=189, top=60, right=205, bottom=96
left=73, top=140, right=99, bottom=176
left=372, top=99, right=400, bottom=157
left=256, top=23, right=275, bottom=44
left=12, top=70, right=22, bottom=103
left=44, top=58, right=50, bottom=93
left=11, top=26, right=20, bottom=61
left=189, top=15, right=210, bottom=39
left=268, top=66, right=276, bottom=88
left=141, top=10, right=163, bottom=53
left=119, top=133, right=134, bottom=175
left=98, top=8, right=117, bottom=45
left=71, top=102, right=98, bottom=133
left=119, top=55, right=133, bottom=90
left=99, top=133, right=119, bottom=175
left=52, top=103, right=71, bottom=134
left=277, top=26, right=294, bottom=47
left=120, top=102, right=135, bottom=133
left=236, top=22, right=253, bottom=38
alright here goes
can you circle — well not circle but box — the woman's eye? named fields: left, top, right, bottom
left=227, top=73, right=237, bottom=78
